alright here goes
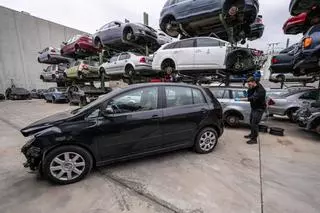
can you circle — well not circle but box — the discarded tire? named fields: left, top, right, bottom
left=259, top=125, right=269, bottom=133
left=269, top=127, right=284, bottom=136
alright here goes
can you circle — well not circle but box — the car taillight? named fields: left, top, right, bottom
left=303, top=37, right=313, bottom=48
left=268, top=99, right=275, bottom=106
left=271, top=57, right=278, bottom=64
left=82, top=64, right=89, bottom=70
left=140, top=57, right=146, bottom=63
left=51, top=49, right=56, bottom=53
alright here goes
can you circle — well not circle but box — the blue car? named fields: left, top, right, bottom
left=293, top=24, right=320, bottom=76
left=159, top=0, right=259, bottom=42
left=43, top=87, right=68, bottom=103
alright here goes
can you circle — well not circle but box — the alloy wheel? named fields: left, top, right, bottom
left=49, top=152, right=86, bottom=181
left=199, top=131, right=217, bottom=152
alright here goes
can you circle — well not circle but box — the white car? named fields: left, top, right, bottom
left=99, top=52, right=153, bottom=76
left=152, top=37, right=229, bottom=75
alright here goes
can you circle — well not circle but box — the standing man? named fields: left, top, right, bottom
left=237, top=77, right=266, bottom=144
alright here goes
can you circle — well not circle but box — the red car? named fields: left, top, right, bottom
left=61, top=34, right=101, bottom=57
left=283, top=12, right=308, bottom=35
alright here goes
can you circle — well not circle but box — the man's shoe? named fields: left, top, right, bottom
left=244, top=134, right=252, bottom=139
left=247, top=139, right=258, bottom=145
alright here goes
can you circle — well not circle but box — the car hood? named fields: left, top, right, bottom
left=20, top=111, right=74, bottom=137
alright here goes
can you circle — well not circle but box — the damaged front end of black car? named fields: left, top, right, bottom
left=20, top=112, right=69, bottom=172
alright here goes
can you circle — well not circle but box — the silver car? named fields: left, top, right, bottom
left=269, top=73, right=317, bottom=83
left=209, top=87, right=267, bottom=127
left=40, top=64, right=69, bottom=82
left=99, top=52, right=153, bottom=77
left=268, top=89, right=320, bottom=122
left=38, top=47, right=70, bottom=64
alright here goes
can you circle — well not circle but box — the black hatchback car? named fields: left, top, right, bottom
left=21, top=83, right=223, bottom=184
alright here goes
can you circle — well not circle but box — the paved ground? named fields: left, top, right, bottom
left=0, top=100, right=319, bottom=213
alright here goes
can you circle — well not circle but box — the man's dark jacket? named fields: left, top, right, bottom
left=247, top=83, right=266, bottom=110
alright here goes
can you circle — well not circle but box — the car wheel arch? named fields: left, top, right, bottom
left=224, top=110, right=244, bottom=120
left=41, top=143, right=97, bottom=169
left=194, top=125, right=221, bottom=143
left=161, top=58, right=176, bottom=69
left=285, top=107, right=300, bottom=115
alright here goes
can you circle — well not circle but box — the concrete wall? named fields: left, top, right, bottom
left=0, top=6, right=86, bottom=93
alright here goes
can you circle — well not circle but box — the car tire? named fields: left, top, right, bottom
left=37, top=57, right=41, bottom=63
left=276, top=75, right=285, bottom=82
left=287, top=109, right=298, bottom=123
left=125, top=66, right=135, bottom=77
left=75, top=45, right=81, bottom=54
left=161, top=60, right=175, bottom=74
left=225, top=114, right=240, bottom=127
left=124, top=28, right=135, bottom=41
left=78, top=72, right=83, bottom=80
left=194, top=128, right=218, bottom=154
left=316, top=124, right=320, bottom=135
left=163, top=17, right=180, bottom=37
left=43, top=145, right=93, bottom=185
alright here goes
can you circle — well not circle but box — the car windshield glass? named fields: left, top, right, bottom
left=57, top=88, right=67, bottom=92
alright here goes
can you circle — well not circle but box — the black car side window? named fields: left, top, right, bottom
left=108, top=87, right=158, bottom=114
left=86, top=109, right=101, bottom=120
left=165, top=86, right=192, bottom=108
left=300, top=91, right=319, bottom=100
left=192, top=89, right=206, bottom=104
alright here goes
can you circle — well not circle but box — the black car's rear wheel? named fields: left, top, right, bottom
left=43, top=145, right=93, bottom=185
left=194, top=128, right=218, bottom=154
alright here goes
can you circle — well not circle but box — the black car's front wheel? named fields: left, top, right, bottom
left=194, top=128, right=218, bottom=154
left=43, top=145, right=93, bottom=185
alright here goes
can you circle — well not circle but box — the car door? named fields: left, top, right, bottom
left=117, top=53, right=129, bottom=74
left=174, top=39, right=195, bottom=70
left=161, top=85, right=210, bottom=148
left=43, top=66, right=52, bottom=80
left=95, top=86, right=163, bottom=160
left=106, top=55, right=121, bottom=75
left=170, top=0, right=193, bottom=19
left=67, top=61, right=81, bottom=78
left=194, top=38, right=227, bottom=69
left=191, top=0, right=219, bottom=14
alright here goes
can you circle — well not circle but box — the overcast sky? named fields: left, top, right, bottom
left=0, top=0, right=302, bottom=51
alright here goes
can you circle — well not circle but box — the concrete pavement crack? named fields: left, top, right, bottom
left=98, top=169, right=189, bottom=213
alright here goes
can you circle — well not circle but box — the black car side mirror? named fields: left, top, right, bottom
left=43, top=69, right=47, bottom=72
left=62, top=42, right=67, bottom=45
